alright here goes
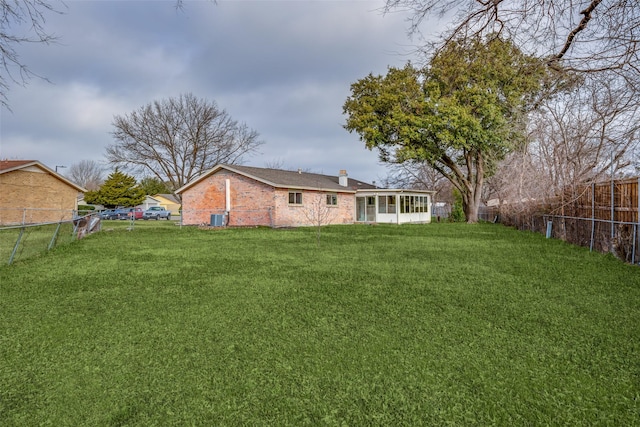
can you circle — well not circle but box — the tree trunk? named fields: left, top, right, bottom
left=464, top=198, right=480, bottom=223
left=462, top=182, right=482, bottom=223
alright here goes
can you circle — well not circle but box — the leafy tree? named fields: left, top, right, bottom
left=450, top=189, right=466, bottom=223
left=343, top=36, right=547, bottom=222
left=139, top=177, right=171, bottom=195
left=107, top=93, right=263, bottom=192
left=84, top=170, right=145, bottom=208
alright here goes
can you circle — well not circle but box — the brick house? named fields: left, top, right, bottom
left=176, top=164, right=434, bottom=227
left=0, top=160, right=86, bottom=225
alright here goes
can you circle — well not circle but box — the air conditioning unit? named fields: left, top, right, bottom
left=210, top=214, right=225, bottom=227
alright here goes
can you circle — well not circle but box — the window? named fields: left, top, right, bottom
left=326, top=194, right=337, bottom=206
left=378, top=195, right=396, bottom=214
left=378, top=195, right=386, bottom=213
left=288, top=191, right=302, bottom=205
left=400, top=195, right=412, bottom=213
left=387, top=196, right=396, bottom=214
left=417, top=196, right=430, bottom=213
left=398, top=195, right=430, bottom=213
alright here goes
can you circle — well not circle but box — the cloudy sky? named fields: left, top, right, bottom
left=1, top=0, right=440, bottom=184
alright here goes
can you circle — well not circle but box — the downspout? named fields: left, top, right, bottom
left=225, top=179, right=231, bottom=226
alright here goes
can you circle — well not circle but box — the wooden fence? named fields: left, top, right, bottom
left=571, top=177, right=638, bottom=223
left=492, top=177, right=639, bottom=265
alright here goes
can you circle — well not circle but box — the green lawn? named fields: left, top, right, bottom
left=1, top=222, right=639, bottom=425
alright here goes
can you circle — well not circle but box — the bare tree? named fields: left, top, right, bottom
left=302, top=192, right=337, bottom=247
left=66, top=160, right=105, bottom=191
left=264, top=158, right=285, bottom=170
left=486, top=74, right=640, bottom=213
left=0, top=0, right=65, bottom=109
left=383, top=161, right=453, bottom=204
left=108, top=93, right=263, bottom=192
left=384, top=0, right=639, bottom=78
left=529, top=77, right=638, bottom=191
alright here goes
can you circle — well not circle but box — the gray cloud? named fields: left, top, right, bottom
left=1, top=0, right=426, bottom=183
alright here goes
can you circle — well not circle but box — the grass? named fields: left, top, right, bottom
left=0, top=222, right=79, bottom=265
left=1, top=222, right=639, bottom=425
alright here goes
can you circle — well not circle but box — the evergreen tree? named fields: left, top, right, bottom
left=139, top=177, right=171, bottom=195
left=84, top=170, right=145, bottom=208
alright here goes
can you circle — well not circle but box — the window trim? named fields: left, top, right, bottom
left=326, top=193, right=338, bottom=206
left=288, top=191, right=303, bottom=205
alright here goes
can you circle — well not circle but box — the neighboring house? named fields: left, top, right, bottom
left=139, top=195, right=162, bottom=211
left=176, top=164, right=434, bottom=227
left=138, top=194, right=180, bottom=216
left=153, top=193, right=181, bottom=216
left=0, top=160, right=87, bottom=225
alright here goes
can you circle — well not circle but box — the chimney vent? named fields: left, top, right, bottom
left=339, top=169, right=348, bottom=187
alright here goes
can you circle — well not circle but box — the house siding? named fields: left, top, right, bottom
left=0, top=168, right=79, bottom=225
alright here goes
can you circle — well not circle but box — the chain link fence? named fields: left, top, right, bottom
left=0, top=212, right=101, bottom=266
left=484, top=177, right=640, bottom=265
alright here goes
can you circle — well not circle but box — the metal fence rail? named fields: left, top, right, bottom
left=543, top=215, right=639, bottom=265
left=0, top=213, right=101, bottom=265
left=487, top=177, right=640, bottom=265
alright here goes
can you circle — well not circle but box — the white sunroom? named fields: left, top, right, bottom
left=354, top=189, right=435, bottom=224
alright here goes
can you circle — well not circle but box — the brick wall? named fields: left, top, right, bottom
left=273, top=189, right=355, bottom=227
left=180, top=170, right=275, bottom=226
left=0, top=169, right=79, bottom=225
left=180, top=169, right=358, bottom=227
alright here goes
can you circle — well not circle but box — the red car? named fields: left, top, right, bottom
left=125, top=207, right=144, bottom=220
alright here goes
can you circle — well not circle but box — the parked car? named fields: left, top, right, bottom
left=126, top=207, right=144, bottom=220
left=99, top=207, right=144, bottom=220
left=143, top=206, right=172, bottom=220
left=101, top=208, right=134, bottom=220
left=99, top=209, right=116, bottom=220
left=101, top=209, right=128, bottom=220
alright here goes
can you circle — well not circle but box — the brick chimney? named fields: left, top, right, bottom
left=339, top=170, right=348, bottom=187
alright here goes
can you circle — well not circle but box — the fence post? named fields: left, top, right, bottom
left=546, top=217, right=553, bottom=239
left=610, top=159, right=615, bottom=241
left=590, top=182, right=595, bottom=252
left=632, top=224, right=637, bottom=265
left=9, top=227, right=25, bottom=265
left=48, top=222, right=62, bottom=251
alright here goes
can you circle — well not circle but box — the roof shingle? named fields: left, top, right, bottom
left=224, top=164, right=377, bottom=191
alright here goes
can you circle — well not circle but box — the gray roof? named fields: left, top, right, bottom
left=176, top=164, right=377, bottom=194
